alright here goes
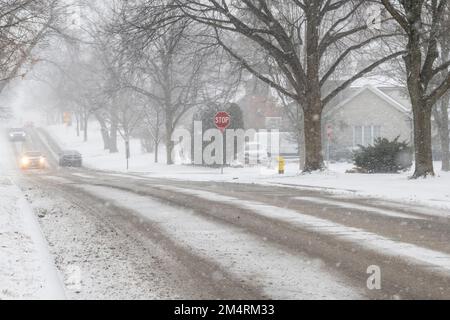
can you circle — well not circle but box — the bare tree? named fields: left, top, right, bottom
left=432, top=6, right=450, bottom=172
left=141, top=103, right=164, bottom=163
left=433, top=92, right=450, bottom=171
left=0, top=0, right=62, bottom=96
left=146, top=0, right=405, bottom=171
left=110, top=10, right=215, bottom=165
left=381, top=0, right=450, bottom=178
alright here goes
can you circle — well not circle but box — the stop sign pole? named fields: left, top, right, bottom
left=326, top=124, right=333, bottom=165
left=215, top=112, right=231, bottom=174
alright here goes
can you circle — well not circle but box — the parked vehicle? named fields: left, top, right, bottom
left=58, top=150, right=82, bottom=167
left=20, top=151, right=47, bottom=170
left=8, top=128, right=27, bottom=142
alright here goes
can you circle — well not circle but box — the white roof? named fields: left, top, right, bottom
left=325, top=85, right=412, bottom=119
left=350, top=76, right=405, bottom=88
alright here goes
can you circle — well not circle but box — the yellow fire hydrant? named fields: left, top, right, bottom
left=277, top=156, right=285, bottom=175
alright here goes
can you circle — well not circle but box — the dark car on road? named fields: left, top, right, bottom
left=8, top=128, right=27, bottom=142
left=20, top=151, right=47, bottom=170
left=59, top=150, right=82, bottom=167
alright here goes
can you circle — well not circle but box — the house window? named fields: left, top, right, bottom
left=354, top=126, right=363, bottom=146
left=353, top=125, right=381, bottom=147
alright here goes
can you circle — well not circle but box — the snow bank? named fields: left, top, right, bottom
left=0, top=129, right=66, bottom=300
left=263, top=167, right=450, bottom=211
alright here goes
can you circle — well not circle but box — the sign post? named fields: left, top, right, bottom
left=326, top=124, right=333, bottom=166
left=125, top=138, right=130, bottom=170
left=214, top=112, right=231, bottom=174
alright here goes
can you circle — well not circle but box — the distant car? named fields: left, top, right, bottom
left=58, top=150, right=82, bottom=167
left=8, top=128, right=27, bottom=142
left=20, top=151, right=47, bottom=170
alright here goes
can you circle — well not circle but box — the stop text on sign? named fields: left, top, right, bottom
left=215, top=112, right=231, bottom=132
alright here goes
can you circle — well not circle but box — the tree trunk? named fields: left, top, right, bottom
left=100, top=126, right=110, bottom=150
left=109, top=118, right=119, bottom=153
left=438, top=97, right=450, bottom=171
left=154, top=112, right=160, bottom=163
left=76, top=115, right=80, bottom=137
left=165, top=112, right=174, bottom=165
left=302, top=100, right=324, bottom=172
left=154, top=140, right=159, bottom=163
left=302, top=4, right=324, bottom=172
left=412, top=106, right=434, bottom=178
left=165, top=128, right=174, bottom=165
left=403, top=12, right=435, bottom=178
left=83, top=114, right=88, bottom=142
left=96, top=115, right=110, bottom=150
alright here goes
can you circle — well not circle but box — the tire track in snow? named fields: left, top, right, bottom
left=154, top=185, right=450, bottom=275
left=79, top=184, right=364, bottom=300
left=293, top=196, right=425, bottom=220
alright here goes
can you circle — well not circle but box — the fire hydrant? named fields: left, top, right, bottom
left=277, top=156, right=285, bottom=175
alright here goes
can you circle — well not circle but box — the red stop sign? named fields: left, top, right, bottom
left=214, top=112, right=231, bottom=132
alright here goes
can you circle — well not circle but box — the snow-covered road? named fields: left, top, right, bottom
left=2, top=127, right=450, bottom=299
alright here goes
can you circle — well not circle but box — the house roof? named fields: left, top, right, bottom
left=350, top=76, right=405, bottom=88
left=325, top=85, right=412, bottom=119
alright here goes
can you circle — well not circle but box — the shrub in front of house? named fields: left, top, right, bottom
left=352, top=137, right=413, bottom=173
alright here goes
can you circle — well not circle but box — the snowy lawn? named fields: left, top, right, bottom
left=46, top=123, right=450, bottom=210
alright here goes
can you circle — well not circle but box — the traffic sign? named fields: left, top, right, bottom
left=214, top=112, right=231, bottom=133
left=63, top=112, right=72, bottom=125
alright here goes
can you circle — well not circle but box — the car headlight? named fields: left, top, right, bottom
left=39, top=157, right=46, bottom=164
left=21, top=157, right=29, bottom=166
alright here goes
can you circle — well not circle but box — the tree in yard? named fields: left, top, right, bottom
left=109, top=88, right=146, bottom=169
left=140, top=102, right=164, bottom=163
left=225, top=103, right=245, bottom=163
left=157, top=0, right=405, bottom=171
left=432, top=6, right=450, bottom=172
left=109, top=2, right=238, bottom=165
left=433, top=92, right=450, bottom=171
left=381, top=0, right=450, bottom=178
left=0, top=0, right=62, bottom=96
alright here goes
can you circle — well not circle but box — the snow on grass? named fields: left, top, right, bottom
left=263, top=167, right=450, bottom=212
left=153, top=185, right=450, bottom=276
left=0, top=129, right=66, bottom=300
left=45, top=122, right=298, bottom=178
left=46, top=123, right=450, bottom=211
left=46, top=122, right=166, bottom=173
left=80, top=184, right=364, bottom=300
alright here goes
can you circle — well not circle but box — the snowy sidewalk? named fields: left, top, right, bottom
left=0, top=130, right=65, bottom=300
